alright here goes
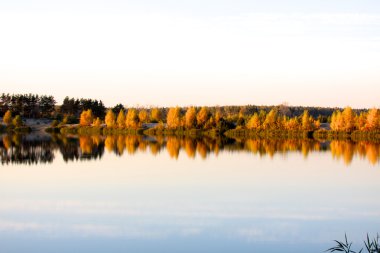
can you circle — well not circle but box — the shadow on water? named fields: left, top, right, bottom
left=1, top=133, right=380, bottom=166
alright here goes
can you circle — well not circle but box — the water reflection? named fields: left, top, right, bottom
left=1, top=134, right=380, bottom=165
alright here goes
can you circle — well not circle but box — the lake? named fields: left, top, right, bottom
left=0, top=134, right=379, bottom=253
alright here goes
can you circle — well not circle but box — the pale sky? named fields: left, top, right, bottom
left=0, top=0, right=379, bottom=108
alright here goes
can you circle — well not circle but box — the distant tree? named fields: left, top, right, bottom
left=167, top=107, right=181, bottom=129
left=197, top=107, right=209, bottom=128
left=12, top=115, right=23, bottom=127
left=105, top=110, right=116, bottom=128
left=112, top=104, right=125, bottom=114
left=185, top=107, right=197, bottom=129
left=116, top=109, right=126, bottom=128
left=151, top=108, right=162, bottom=123
left=79, top=109, right=93, bottom=126
left=39, top=95, right=56, bottom=118
left=126, top=109, right=139, bottom=129
left=3, top=110, right=12, bottom=126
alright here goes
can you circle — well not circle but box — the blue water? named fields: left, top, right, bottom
left=0, top=137, right=379, bottom=253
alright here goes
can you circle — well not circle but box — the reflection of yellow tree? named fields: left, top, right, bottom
left=105, top=136, right=116, bottom=152
left=116, top=135, right=125, bottom=155
left=125, top=135, right=139, bottom=154
left=91, top=135, right=102, bottom=147
left=196, top=141, right=208, bottom=159
left=2, top=135, right=12, bottom=150
left=12, top=135, right=22, bottom=147
left=364, top=143, right=379, bottom=165
left=184, top=138, right=196, bottom=158
left=139, top=139, right=147, bottom=151
left=149, top=142, right=161, bottom=155
left=330, top=141, right=355, bottom=165
left=79, top=136, right=93, bottom=154
left=167, top=137, right=181, bottom=159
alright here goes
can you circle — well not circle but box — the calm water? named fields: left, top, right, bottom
left=1, top=134, right=380, bottom=253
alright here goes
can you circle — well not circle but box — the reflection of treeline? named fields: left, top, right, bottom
left=67, top=135, right=380, bottom=165
left=1, top=134, right=379, bottom=165
left=0, top=135, right=55, bottom=165
left=0, top=134, right=104, bottom=164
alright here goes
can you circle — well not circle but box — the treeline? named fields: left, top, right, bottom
left=60, top=96, right=106, bottom=119
left=1, top=93, right=379, bottom=134
left=1, top=93, right=343, bottom=121
left=0, top=93, right=56, bottom=118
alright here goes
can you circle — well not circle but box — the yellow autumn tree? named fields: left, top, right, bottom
left=197, top=107, right=209, bottom=128
left=167, top=107, right=181, bottom=129
left=138, top=109, right=148, bottom=124
left=301, top=110, right=313, bottom=131
left=3, top=110, right=12, bottom=126
left=126, top=109, right=139, bottom=129
left=215, top=110, right=222, bottom=125
left=285, top=118, right=300, bottom=130
left=117, top=109, right=126, bottom=128
left=105, top=110, right=116, bottom=128
left=12, top=115, right=23, bottom=127
left=79, top=109, right=93, bottom=126
left=246, top=113, right=261, bottom=129
left=262, top=109, right=277, bottom=130
left=93, top=117, right=102, bottom=127
left=366, top=108, right=380, bottom=130
left=185, top=107, right=197, bottom=129
left=356, top=112, right=367, bottom=131
left=341, top=107, right=356, bottom=131
left=151, top=108, right=162, bottom=122
left=331, top=111, right=344, bottom=131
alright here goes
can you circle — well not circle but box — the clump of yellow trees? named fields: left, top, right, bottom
left=2, top=110, right=24, bottom=128
left=246, top=109, right=320, bottom=131
left=331, top=107, right=380, bottom=131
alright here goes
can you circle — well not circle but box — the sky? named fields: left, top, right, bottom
left=0, top=0, right=379, bottom=108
